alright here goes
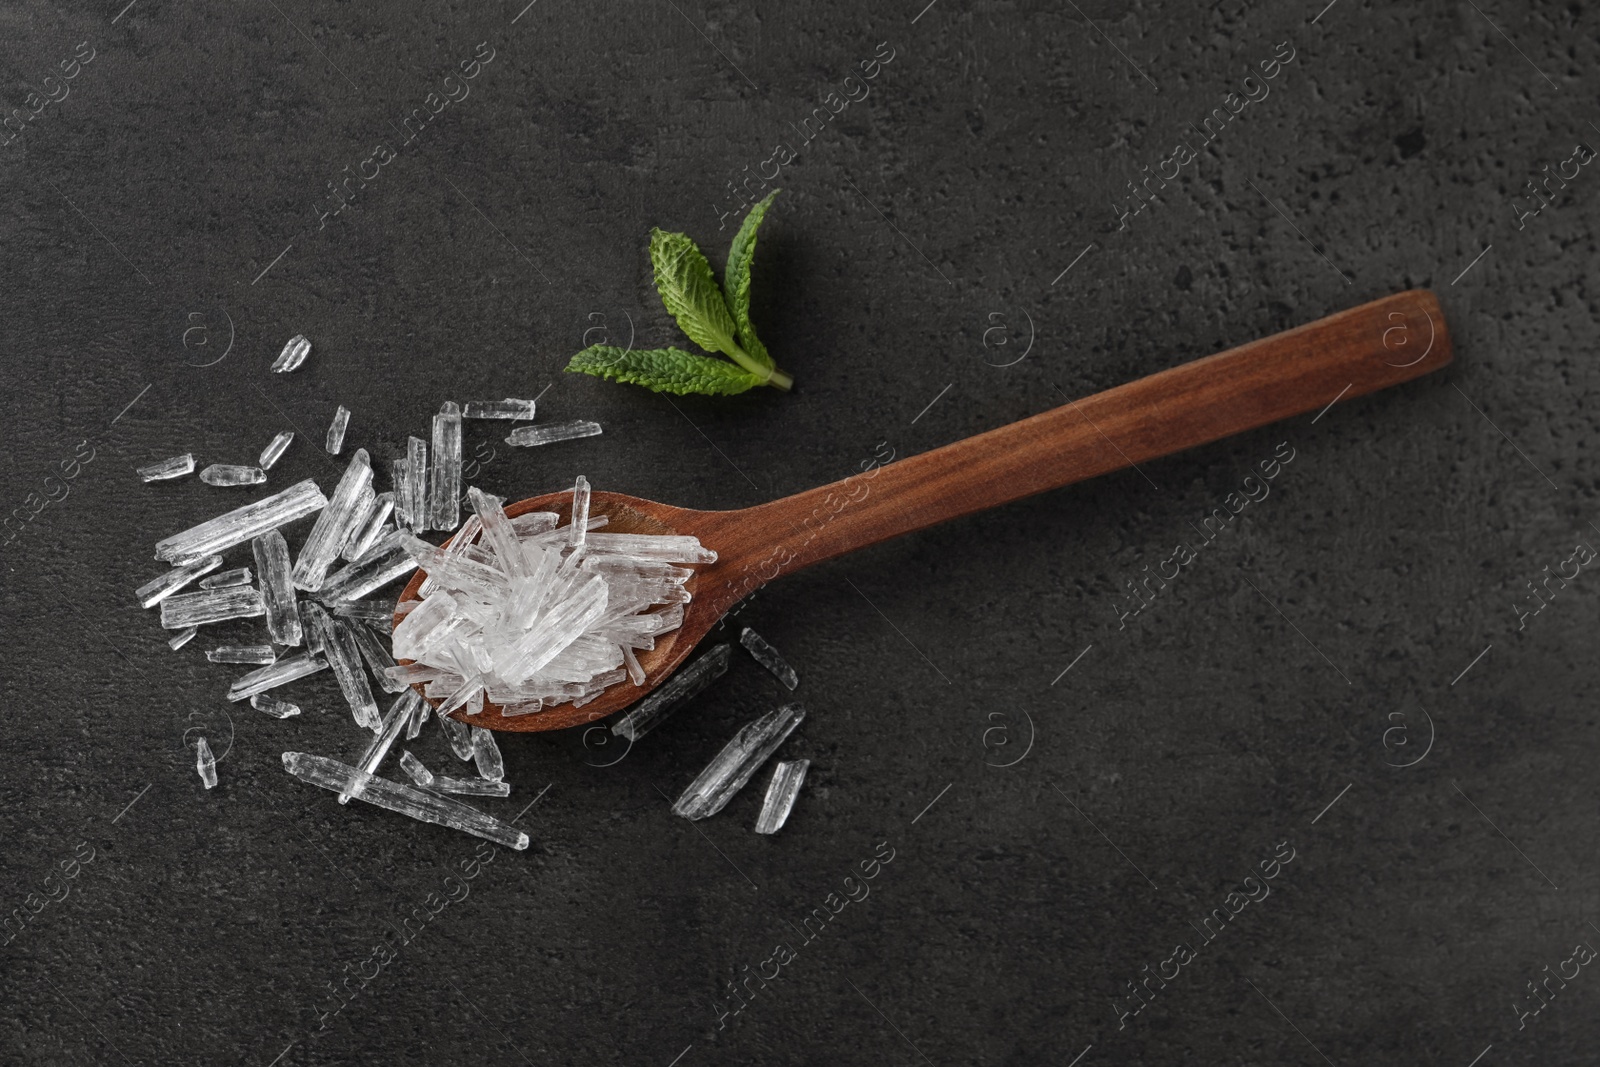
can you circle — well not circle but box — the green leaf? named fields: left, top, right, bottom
left=564, top=345, right=762, bottom=396
left=723, top=189, right=779, bottom=372
left=649, top=229, right=742, bottom=359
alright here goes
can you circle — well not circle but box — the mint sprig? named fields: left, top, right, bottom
left=565, top=191, right=792, bottom=396
left=566, top=345, right=764, bottom=396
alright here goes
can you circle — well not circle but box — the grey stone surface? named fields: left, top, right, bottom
left=0, top=0, right=1596, bottom=1063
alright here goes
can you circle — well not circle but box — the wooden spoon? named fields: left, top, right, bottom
left=396, top=289, right=1451, bottom=733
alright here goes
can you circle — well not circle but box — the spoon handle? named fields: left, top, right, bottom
left=737, top=289, right=1451, bottom=582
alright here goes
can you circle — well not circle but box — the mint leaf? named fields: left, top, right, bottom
left=650, top=229, right=742, bottom=358
left=565, top=345, right=762, bottom=396
left=724, top=189, right=779, bottom=372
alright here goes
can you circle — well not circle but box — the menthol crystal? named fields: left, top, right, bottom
left=505, top=420, right=602, bottom=447
left=207, top=644, right=276, bottom=665
left=200, top=464, right=266, bottom=487
left=672, top=703, right=806, bottom=820
left=395, top=478, right=713, bottom=717
left=342, top=491, right=394, bottom=561
left=399, top=750, right=435, bottom=786
left=739, top=627, right=799, bottom=690
left=252, top=529, right=302, bottom=646
left=391, top=458, right=412, bottom=529
left=259, top=430, right=294, bottom=470
left=168, top=627, right=198, bottom=650
left=325, top=405, right=351, bottom=454
left=138, top=454, right=195, bottom=482
left=199, top=567, right=252, bottom=589
left=250, top=694, right=301, bottom=718
left=159, top=586, right=265, bottom=629
left=281, top=752, right=528, bottom=850
left=333, top=599, right=395, bottom=627
left=471, top=726, right=504, bottom=782
left=341, top=691, right=421, bottom=804
left=195, top=737, right=218, bottom=789
left=227, top=652, right=326, bottom=701
left=136, top=555, right=223, bottom=608
left=612, top=644, right=730, bottom=742
left=319, top=533, right=414, bottom=602
left=464, top=398, right=536, bottom=420
left=272, top=334, right=311, bottom=373
left=755, top=759, right=809, bottom=834
left=438, top=711, right=475, bottom=761
left=428, top=403, right=462, bottom=532
left=291, top=450, right=371, bottom=592
left=405, top=436, right=428, bottom=533
left=156, top=478, right=327, bottom=564
left=349, top=622, right=405, bottom=693
left=303, top=604, right=379, bottom=730
left=428, top=775, right=510, bottom=797
left=569, top=475, right=591, bottom=550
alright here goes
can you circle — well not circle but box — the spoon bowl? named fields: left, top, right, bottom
left=397, top=289, right=1453, bottom=732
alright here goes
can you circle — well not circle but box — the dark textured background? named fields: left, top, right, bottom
left=2, top=0, right=1597, bottom=1063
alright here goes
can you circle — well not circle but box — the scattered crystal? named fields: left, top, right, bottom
left=739, top=627, right=799, bottom=690
left=405, top=436, right=428, bottom=533
left=464, top=398, right=537, bottom=420
left=259, top=430, right=294, bottom=470
left=342, top=491, right=394, bottom=561
left=207, top=644, right=276, bottom=665
left=391, top=458, right=411, bottom=530
left=569, top=475, right=591, bottom=550
left=405, top=696, right=430, bottom=739
left=505, top=420, right=603, bottom=447
left=201, top=464, right=266, bottom=487
left=199, top=567, right=252, bottom=590
left=168, top=627, right=198, bottom=650
left=304, top=603, right=379, bottom=730
left=335, top=484, right=374, bottom=558
left=319, top=533, right=414, bottom=602
left=349, top=622, right=405, bottom=693
left=272, top=334, right=312, bottom=372
left=139, top=454, right=195, bottom=482
left=755, top=759, right=809, bottom=834
left=136, top=555, right=223, bottom=608
left=438, top=711, right=476, bottom=761
left=251, top=694, right=301, bottom=718
left=341, top=691, right=422, bottom=804
left=672, top=703, right=806, bottom=820
left=399, top=750, right=435, bottom=787
left=612, top=644, right=731, bottom=742
left=195, top=737, right=218, bottom=789
left=160, top=586, right=265, bottom=629
left=418, top=515, right=480, bottom=597
left=291, top=450, right=371, bottom=591
left=325, top=405, right=351, bottom=454
left=281, top=752, right=528, bottom=849
left=334, top=599, right=396, bottom=626
left=155, top=478, right=327, bottom=564
left=471, top=726, right=504, bottom=782
left=227, top=652, right=327, bottom=701
left=428, top=403, right=462, bottom=532
left=252, top=529, right=302, bottom=647
left=429, top=775, right=510, bottom=797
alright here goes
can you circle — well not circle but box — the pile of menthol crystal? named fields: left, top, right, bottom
left=132, top=335, right=814, bottom=850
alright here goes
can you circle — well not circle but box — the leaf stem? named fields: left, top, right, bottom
left=725, top=342, right=793, bottom=390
